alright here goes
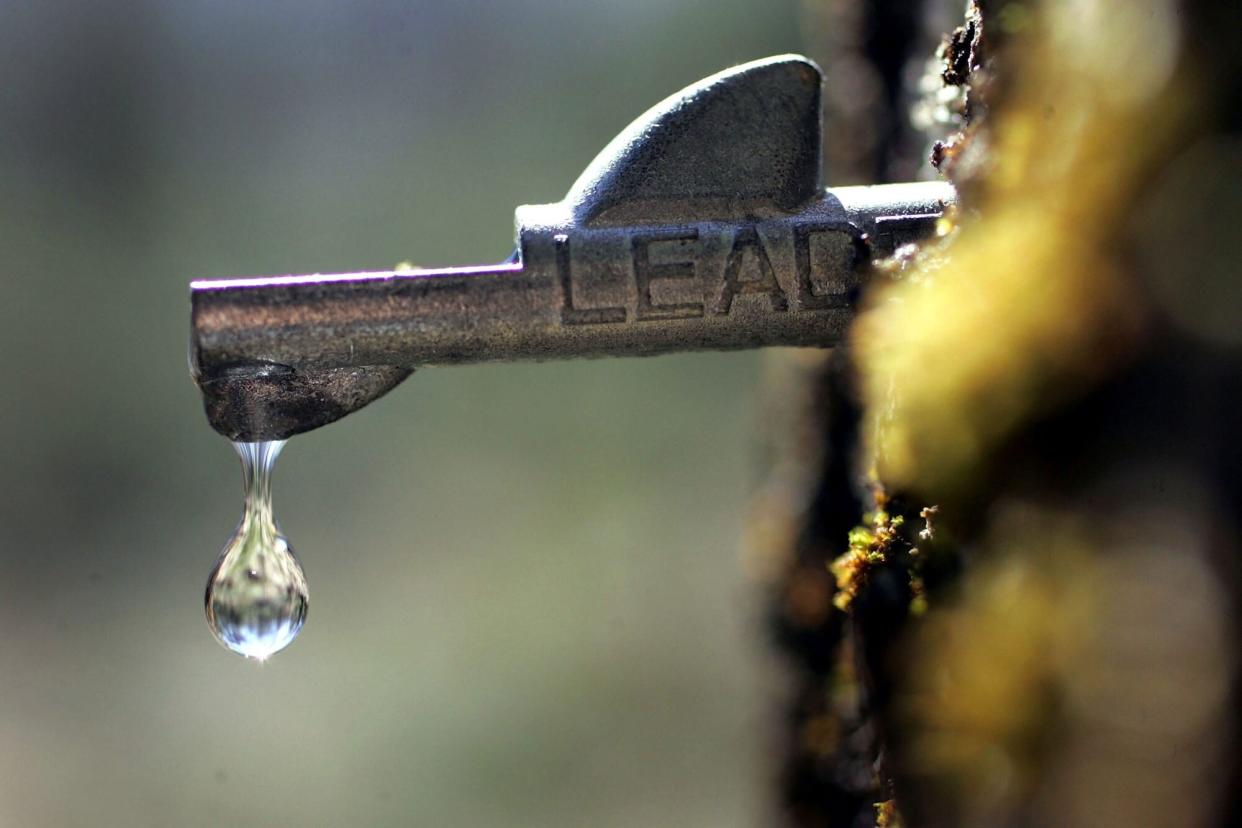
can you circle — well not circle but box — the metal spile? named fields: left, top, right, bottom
left=190, top=55, right=954, bottom=441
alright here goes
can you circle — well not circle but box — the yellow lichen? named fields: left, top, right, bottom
left=853, top=0, right=1197, bottom=497
left=830, top=496, right=905, bottom=611
left=874, top=798, right=902, bottom=827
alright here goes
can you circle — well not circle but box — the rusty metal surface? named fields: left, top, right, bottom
left=190, top=55, right=953, bottom=440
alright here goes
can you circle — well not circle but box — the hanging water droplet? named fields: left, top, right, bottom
left=205, top=440, right=308, bottom=660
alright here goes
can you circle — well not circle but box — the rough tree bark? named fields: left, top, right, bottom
left=752, top=2, right=1242, bottom=826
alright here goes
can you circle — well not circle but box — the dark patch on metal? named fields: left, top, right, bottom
left=195, top=363, right=411, bottom=441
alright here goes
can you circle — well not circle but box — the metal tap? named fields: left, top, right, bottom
left=191, top=55, right=953, bottom=441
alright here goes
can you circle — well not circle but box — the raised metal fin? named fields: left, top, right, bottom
left=564, top=55, right=823, bottom=226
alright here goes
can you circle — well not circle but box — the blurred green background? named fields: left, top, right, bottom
left=0, top=1, right=815, bottom=824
